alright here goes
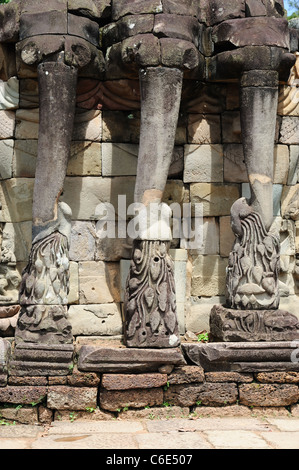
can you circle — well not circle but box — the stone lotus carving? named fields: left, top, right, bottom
left=124, top=240, right=180, bottom=348
left=226, top=197, right=280, bottom=310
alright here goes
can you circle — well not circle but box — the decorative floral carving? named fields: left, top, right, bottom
left=19, top=231, right=70, bottom=306
left=124, top=240, right=180, bottom=348
left=226, top=197, right=280, bottom=310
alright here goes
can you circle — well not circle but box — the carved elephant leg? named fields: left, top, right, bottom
left=124, top=67, right=183, bottom=348
left=225, top=70, right=281, bottom=311
left=16, top=59, right=78, bottom=347
left=240, top=70, right=279, bottom=231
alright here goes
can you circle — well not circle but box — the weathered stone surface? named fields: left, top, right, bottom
left=9, top=343, right=74, bottom=376
left=0, top=178, right=33, bottom=223
left=67, top=13, right=99, bottom=47
left=0, top=406, right=39, bottom=425
left=182, top=342, right=299, bottom=373
left=112, top=0, right=162, bottom=20
left=280, top=117, right=299, bottom=144
left=167, top=365, right=205, bottom=385
left=0, top=139, right=13, bottom=180
left=219, top=216, right=234, bottom=257
left=190, top=183, right=240, bottom=217
left=47, top=386, right=98, bottom=410
left=78, top=345, right=186, bottom=373
left=0, top=110, right=15, bottom=139
left=164, top=382, right=238, bottom=407
left=0, top=386, right=47, bottom=405
left=210, top=305, right=299, bottom=342
left=254, top=372, right=299, bottom=384
left=20, top=10, right=68, bottom=40
left=69, top=221, right=96, bottom=261
left=187, top=115, right=221, bottom=145
left=153, top=14, right=201, bottom=47
left=205, top=372, right=253, bottom=383
left=66, top=367, right=100, bottom=387
left=212, top=17, right=289, bottom=49
left=204, top=0, right=245, bottom=25
left=100, top=387, right=163, bottom=411
left=191, top=255, right=227, bottom=296
left=0, top=338, right=10, bottom=386
left=0, top=2, right=20, bottom=43
left=239, top=383, right=299, bottom=407
left=68, top=304, right=123, bottom=336
left=160, top=38, right=201, bottom=71
left=68, top=0, right=111, bottom=21
left=101, top=373, right=168, bottom=390
left=184, top=144, right=223, bottom=183
left=120, top=405, right=190, bottom=420
left=78, top=261, right=120, bottom=304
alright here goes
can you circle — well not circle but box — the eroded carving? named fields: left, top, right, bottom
left=226, top=197, right=280, bottom=310
left=124, top=240, right=180, bottom=348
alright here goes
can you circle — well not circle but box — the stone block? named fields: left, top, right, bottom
left=162, top=0, right=199, bottom=17
left=20, top=11, right=68, bottom=40
left=68, top=0, right=111, bottom=21
left=167, top=365, right=205, bottom=385
left=112, top=0, right=162, bottom=20
left=68, top=303, right=123, bottom=336
left=102, top=142, right=138, bottom=176
left=68, top=261, right=79, bottom=305
left=223, top=144, right=247, bottom=183
left=47, top=386, right=98, bottom=410
left=239, top=383, right=299, bottom=407
left=205, top=372, right=253, bottom=383
left=62, top=176, right=135, bottom=220
left=184, top=144, right=223, bottom=183
left=68, top=141, right=102, bottom=176
left=0, top=178, right=33, bottom=223
left=245, top=0, right=267, bottom=16
left=0, top=2, right=20, bottom=43
left=280, top=117, right=299, bottom=145
left=164, top=382, right=238, bottom=407
left=160, top=38, right=200, bottom=71
left=212, top=17, right=289, bottom=49
left=95, top=223, right=132, bottom=261
left=67, top=367, right=101, bottom=387
left=102, top=110, right=140, bottom=143
left=0, top=139, right=13, bottom=179
left=153, top=14, right=201, bottom=47
left=78, top=261, right=120, bottom=304
left=190, top=183, right=240, bottom=217
left=101, top=373, right=167, bottom=390
left=205, top=0, right=245, bottom=25
left=185, top=297, right=225, bottom=334
left=0, top=110, right=15, bottom=139
left=0, top=386, right=47, bottom=405
left=67, top=13, right=99, bottom=47
left=273, top=145, right=289, bottom=184
left=78, top=345, right=186, bottom=373
left=288, top=146, right=299, bottom=185
left=100, top=387, right=163, bottom=411
left=72, top=109, right=102, bottom=141
left=0, top=44, right=17, bottom=81
left=0, top=77, right=19, bottom=110
left=1, top=221, right=32, bottom=263
left=222, top=112, right=242, bottom=144
left=219, top=216, right=234, bottom=257
left=187, top=115, right=221, bottom=145
left=121, top=34, right=161, bottom=67
left=69, top=221, right=96, bottom=261
left=191, top=255, right=228, bottom=296
left=102, top=14, right=154, bottom=47
left=189, top=217, right=219, bottom=255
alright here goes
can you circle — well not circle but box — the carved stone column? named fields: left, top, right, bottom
left=124, top=67, right=183, bottom=348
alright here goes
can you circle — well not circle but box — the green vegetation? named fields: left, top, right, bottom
left=197, top=331, right=209, bottom=343
left=287, top=0, right=299, bottom=19
left=0, top=1, right=11, bottom=4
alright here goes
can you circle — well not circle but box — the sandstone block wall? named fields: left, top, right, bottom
left=0, top=43, right=298, bottom=342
